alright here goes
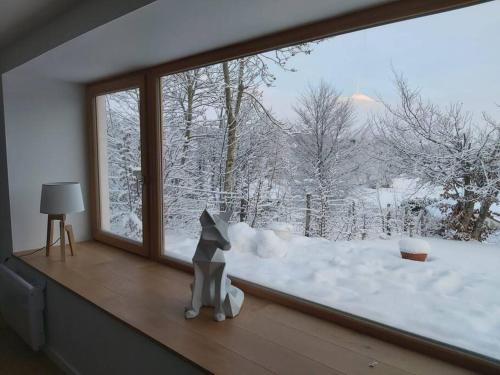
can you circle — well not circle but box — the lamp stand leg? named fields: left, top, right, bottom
left=45, top=214, right=70, bottom=261
left=45, top=216, right=54, bottom=256
left=65, top=224, right=76, bottom=256
left=60, top=216, right=66, bottom=262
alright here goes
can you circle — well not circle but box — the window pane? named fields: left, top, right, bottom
left=161, top=2, right=500, bottom=360
left=96, top=88, right=143, bottom=242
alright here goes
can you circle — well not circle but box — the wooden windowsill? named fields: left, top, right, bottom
left=16, top=241, right=475, bottom=375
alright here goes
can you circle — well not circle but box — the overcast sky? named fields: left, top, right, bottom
left=263, top=0, right=500, bottom=125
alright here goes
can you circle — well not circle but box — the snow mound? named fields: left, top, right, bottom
left=228, top=222, right=258, bottom=254
left=255, top=230, right=287, bottom=258
left=228, top=222, right=287, bottom=258
left=268, top=222, right=293, bottom=240
left=399, top=238, right=430, bottom=254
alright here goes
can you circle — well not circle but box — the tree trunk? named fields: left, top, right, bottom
left=458, top=177, right=475, bottom=235
left=222, top=60, right=245, bottom=195
left=180, top=76, right=195, bottom=166
left=460, top=200, right=475, bottom=232
left=471, top=198, right=493, bottom=240
left=222, top=62, right=236, bottom=195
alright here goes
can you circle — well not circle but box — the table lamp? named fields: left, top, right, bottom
left=40, top=182, right=84, bottom=261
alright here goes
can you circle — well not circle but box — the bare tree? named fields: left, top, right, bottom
left=216, top=44, right=315, bottom=199
left=103, top=89, right=143, bottom=240
left=162, top=67, right=218, bottom=167
left=293, top=81, right=358, bottom=237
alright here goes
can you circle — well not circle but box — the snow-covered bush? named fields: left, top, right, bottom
left=372, top=75, right=499, bottom=242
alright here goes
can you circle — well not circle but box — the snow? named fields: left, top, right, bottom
left=228, top=223, right=287, bottom=258
left=358, top=177, right=500, bottom=222
left=255, top=230, right=288, bottom=258
left=165, top=227, right=500, bottom=359
left=357, top=178, right=442, bottom=208
left=399, top=238, right=431, bottom=254
left=267, top=222, right=293, bottom=240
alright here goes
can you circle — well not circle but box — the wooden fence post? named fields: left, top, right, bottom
left=350, top=201, right=357, bottom=240
left=386, top=204, right=391, bottom=236
left=305, top=193, right=311, bottom=237
left=403, top=205, right=409, bottom=233
left=239, top=198, right=247, bottom=222
left=362, top=214, right=367, bottom=240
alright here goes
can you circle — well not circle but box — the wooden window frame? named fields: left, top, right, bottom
left=87, top=1, right=499, bottom=373
left=87, top=74, right=150, bottom=257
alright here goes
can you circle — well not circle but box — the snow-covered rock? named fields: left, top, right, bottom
left=398, top=238, right=430, bottom=254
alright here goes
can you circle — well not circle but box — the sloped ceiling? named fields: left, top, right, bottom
left=0, top=0, right=80, bottom=49
left=6, top=0, right=394, bottom=83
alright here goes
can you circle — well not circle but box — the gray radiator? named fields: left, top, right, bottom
left=0, top=263, right=45, bottom=351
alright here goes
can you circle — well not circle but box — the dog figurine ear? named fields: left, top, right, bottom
left=200, top=209, right=216, bottom=226
left=219, top=209, right=233, bottom=223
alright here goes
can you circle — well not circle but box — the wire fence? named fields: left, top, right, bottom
left=163, top=185, right=439, bottom=240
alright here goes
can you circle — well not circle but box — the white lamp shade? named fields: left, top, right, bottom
left=40, top=182, right=84, bottom=214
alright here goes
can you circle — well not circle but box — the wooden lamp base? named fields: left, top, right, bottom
left=46, top=214, right=76, bottom=261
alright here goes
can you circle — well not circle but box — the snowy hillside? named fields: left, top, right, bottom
left=354, top=178, right=500, bottom=242
left=166, top=225, right=500, bottom=359
left=355, top=178, right=442, bottom=208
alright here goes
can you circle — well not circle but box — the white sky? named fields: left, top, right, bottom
left=262, top=0, right=500, bottom=125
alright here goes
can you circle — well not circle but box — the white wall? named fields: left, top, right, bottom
left=0, top=76, right=13, bottom=259
left=3, top=72, right=91, bottom=251
left=0, top=0, right=155, bottom=259
left=0, top=2, right=202, bottom=373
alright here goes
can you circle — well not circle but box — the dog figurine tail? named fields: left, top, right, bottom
left=223, top=279, right=244, bottom=318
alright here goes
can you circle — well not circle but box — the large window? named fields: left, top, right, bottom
left=88, top=0, right=500, bottom=368
left=159, top=2, right=500, bottom=361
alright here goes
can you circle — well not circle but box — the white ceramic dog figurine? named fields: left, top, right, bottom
left=185, top=209, right=244, bottom=322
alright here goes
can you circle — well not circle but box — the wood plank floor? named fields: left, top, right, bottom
left=17, top=241, right=475, bottom=375
left=0, top=313, right=63, bottom=375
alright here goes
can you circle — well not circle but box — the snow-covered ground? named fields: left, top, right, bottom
left=166, top=225, right=500, bottom=359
